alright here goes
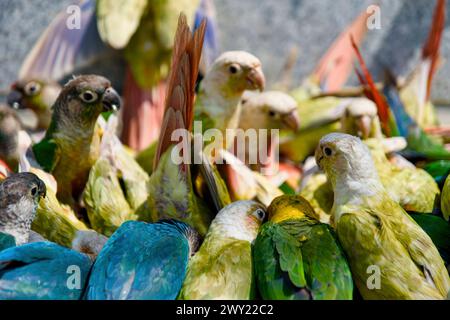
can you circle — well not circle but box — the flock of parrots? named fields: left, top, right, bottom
left=0, top=0, right=450, bottom=300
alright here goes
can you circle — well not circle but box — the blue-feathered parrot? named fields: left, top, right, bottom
left=85, top=220, right=199, bottom=300
left=0, top=242, right=92, bottom=300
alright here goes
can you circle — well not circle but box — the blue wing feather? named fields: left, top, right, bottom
left=0, top=232, right=16, bottom=252
left=0, top=242, right=92, bottom=300
left=86, top=220, right=191, bottom=300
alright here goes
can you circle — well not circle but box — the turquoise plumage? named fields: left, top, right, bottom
left=85, top=220, right=198, bottom=300
left=0, top=242, right=92, bottom=300
left=0, top=232, right=15, bottom=252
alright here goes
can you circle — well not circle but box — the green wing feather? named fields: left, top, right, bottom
left=32, top=137, right=60, bottom=173
left=83, top=159, right=135, bottom=237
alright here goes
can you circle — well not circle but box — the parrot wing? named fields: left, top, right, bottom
left=32, top=137, right=61, bottom=173
left=0, top=242, right=92, bottom=300
left=253, top=222, right=308, bottom=300
left=86, top=221, right=190, bottom=300
left=96, top=0, right=148, bottom=49
left=180, top=239, right=253, bottom=300
left=83, top=159, right=134, bottom=237
left=19, top=0, right=105, bottom=81
left=409, top=213, right=450, bottom=265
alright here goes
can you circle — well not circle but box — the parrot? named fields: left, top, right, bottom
left=140, top=14, right=231, bottom=236
left=7, top=78, right=61, bottom=130
left=0, top=241, right=92, bottom=300
left=253, top=195, right=353, bottom=300
left=83, top=115, right=148, bottom=236
left=0, top=172, right=46, bottom=246
left=342, top=98, right=440, bottom=213
left=194, top=50, right=266, bottom=151
left=179, top=200, right=266, bottom=300
left=32, top=75, right=121, bottom=210
left=24, top=163, right=89, bottom=248
left=440, top=174, right=450, bottom=221
left=316, top=133, right=450, bottom=299
left=136, top=49, right=266, bottom=175
left=279, top=8, right=371, bottom=163
left=238, top=90, right=300, bottom=171
left=0, top=104, right=21, bottom=170
left=85, top=220, right=199, bottom=300
left=18, top=0, right=218, bottom=151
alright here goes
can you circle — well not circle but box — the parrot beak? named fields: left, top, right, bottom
left=314, top=146, right=324, bottom=170
left=7, top=89, right=23, bottom=110
left=357, top=115, right=372, bottom=139
left=281, top=111, right=301, bottom=131
left=102, top=87, right=121, bottom=112
left=38, top=180, right=47, bottom=199
left=246, top=66, right=265, bottom=92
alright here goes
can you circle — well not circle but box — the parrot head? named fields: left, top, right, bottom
left=210, top=200, right=266, bottom=242
left=240, top=91, right=300, bottom=131
left=52, top=75, right=121, bottom=126
left=268, top=195, right=320, bottom=223
left=7, top=79, right=61, bottom=113
left=205, top=51, right=265, bottom=95
left=341, top=98, right=380, bottom=139
left=0, top=172, right=46, bottom=245
left=315, top=133, right=381, bottom=190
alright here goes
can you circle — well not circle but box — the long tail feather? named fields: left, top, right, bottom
left=154, top=14, right=206, bottom=169
left=313, top=9, right=370, bottom=91
left=422, top=0, right=446, bottom=101
left=352, top=36, right=391, bottom=136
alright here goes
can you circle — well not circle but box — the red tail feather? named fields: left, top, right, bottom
left=422, top=0, right=446, bottom=101
left=154, top=14, right=206, bottom=169
left=313, top=10, right=370, bottom=91
left=351, top=36, right=391, bottom=136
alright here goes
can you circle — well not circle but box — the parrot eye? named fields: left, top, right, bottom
left=253, top=208, right=266, bottom=221
left=228, top=64, right=240, bottom=74
left=323, top=147, right=333, bottom=157
left=268, top=111, right=276, bottom=117
left=80, top=90, right=98, bottom=103
left=24, top=81, right=41, bottom=96
left=30, top=186, right=38, bottom=197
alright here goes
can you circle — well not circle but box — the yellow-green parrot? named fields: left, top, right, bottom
left=179, top=200, right=266, bottom=300
left=83, top=115, right=147, bottom=236
left=7, top=79, right=61, bottom=131
left=32, top=75, right=121, bottom=210
left=316, top=133, right=450, bottom=299
left=194, top=51, right=265, bottom=142
left=253, top=195, right=353, bottom=300
left=18, top=155, right=88, bottom=248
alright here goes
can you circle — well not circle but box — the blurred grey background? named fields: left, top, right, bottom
left=0, top=0, right=449, bottom=106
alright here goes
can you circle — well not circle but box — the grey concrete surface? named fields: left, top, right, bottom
left=0, top=0, right=449, bottom=105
